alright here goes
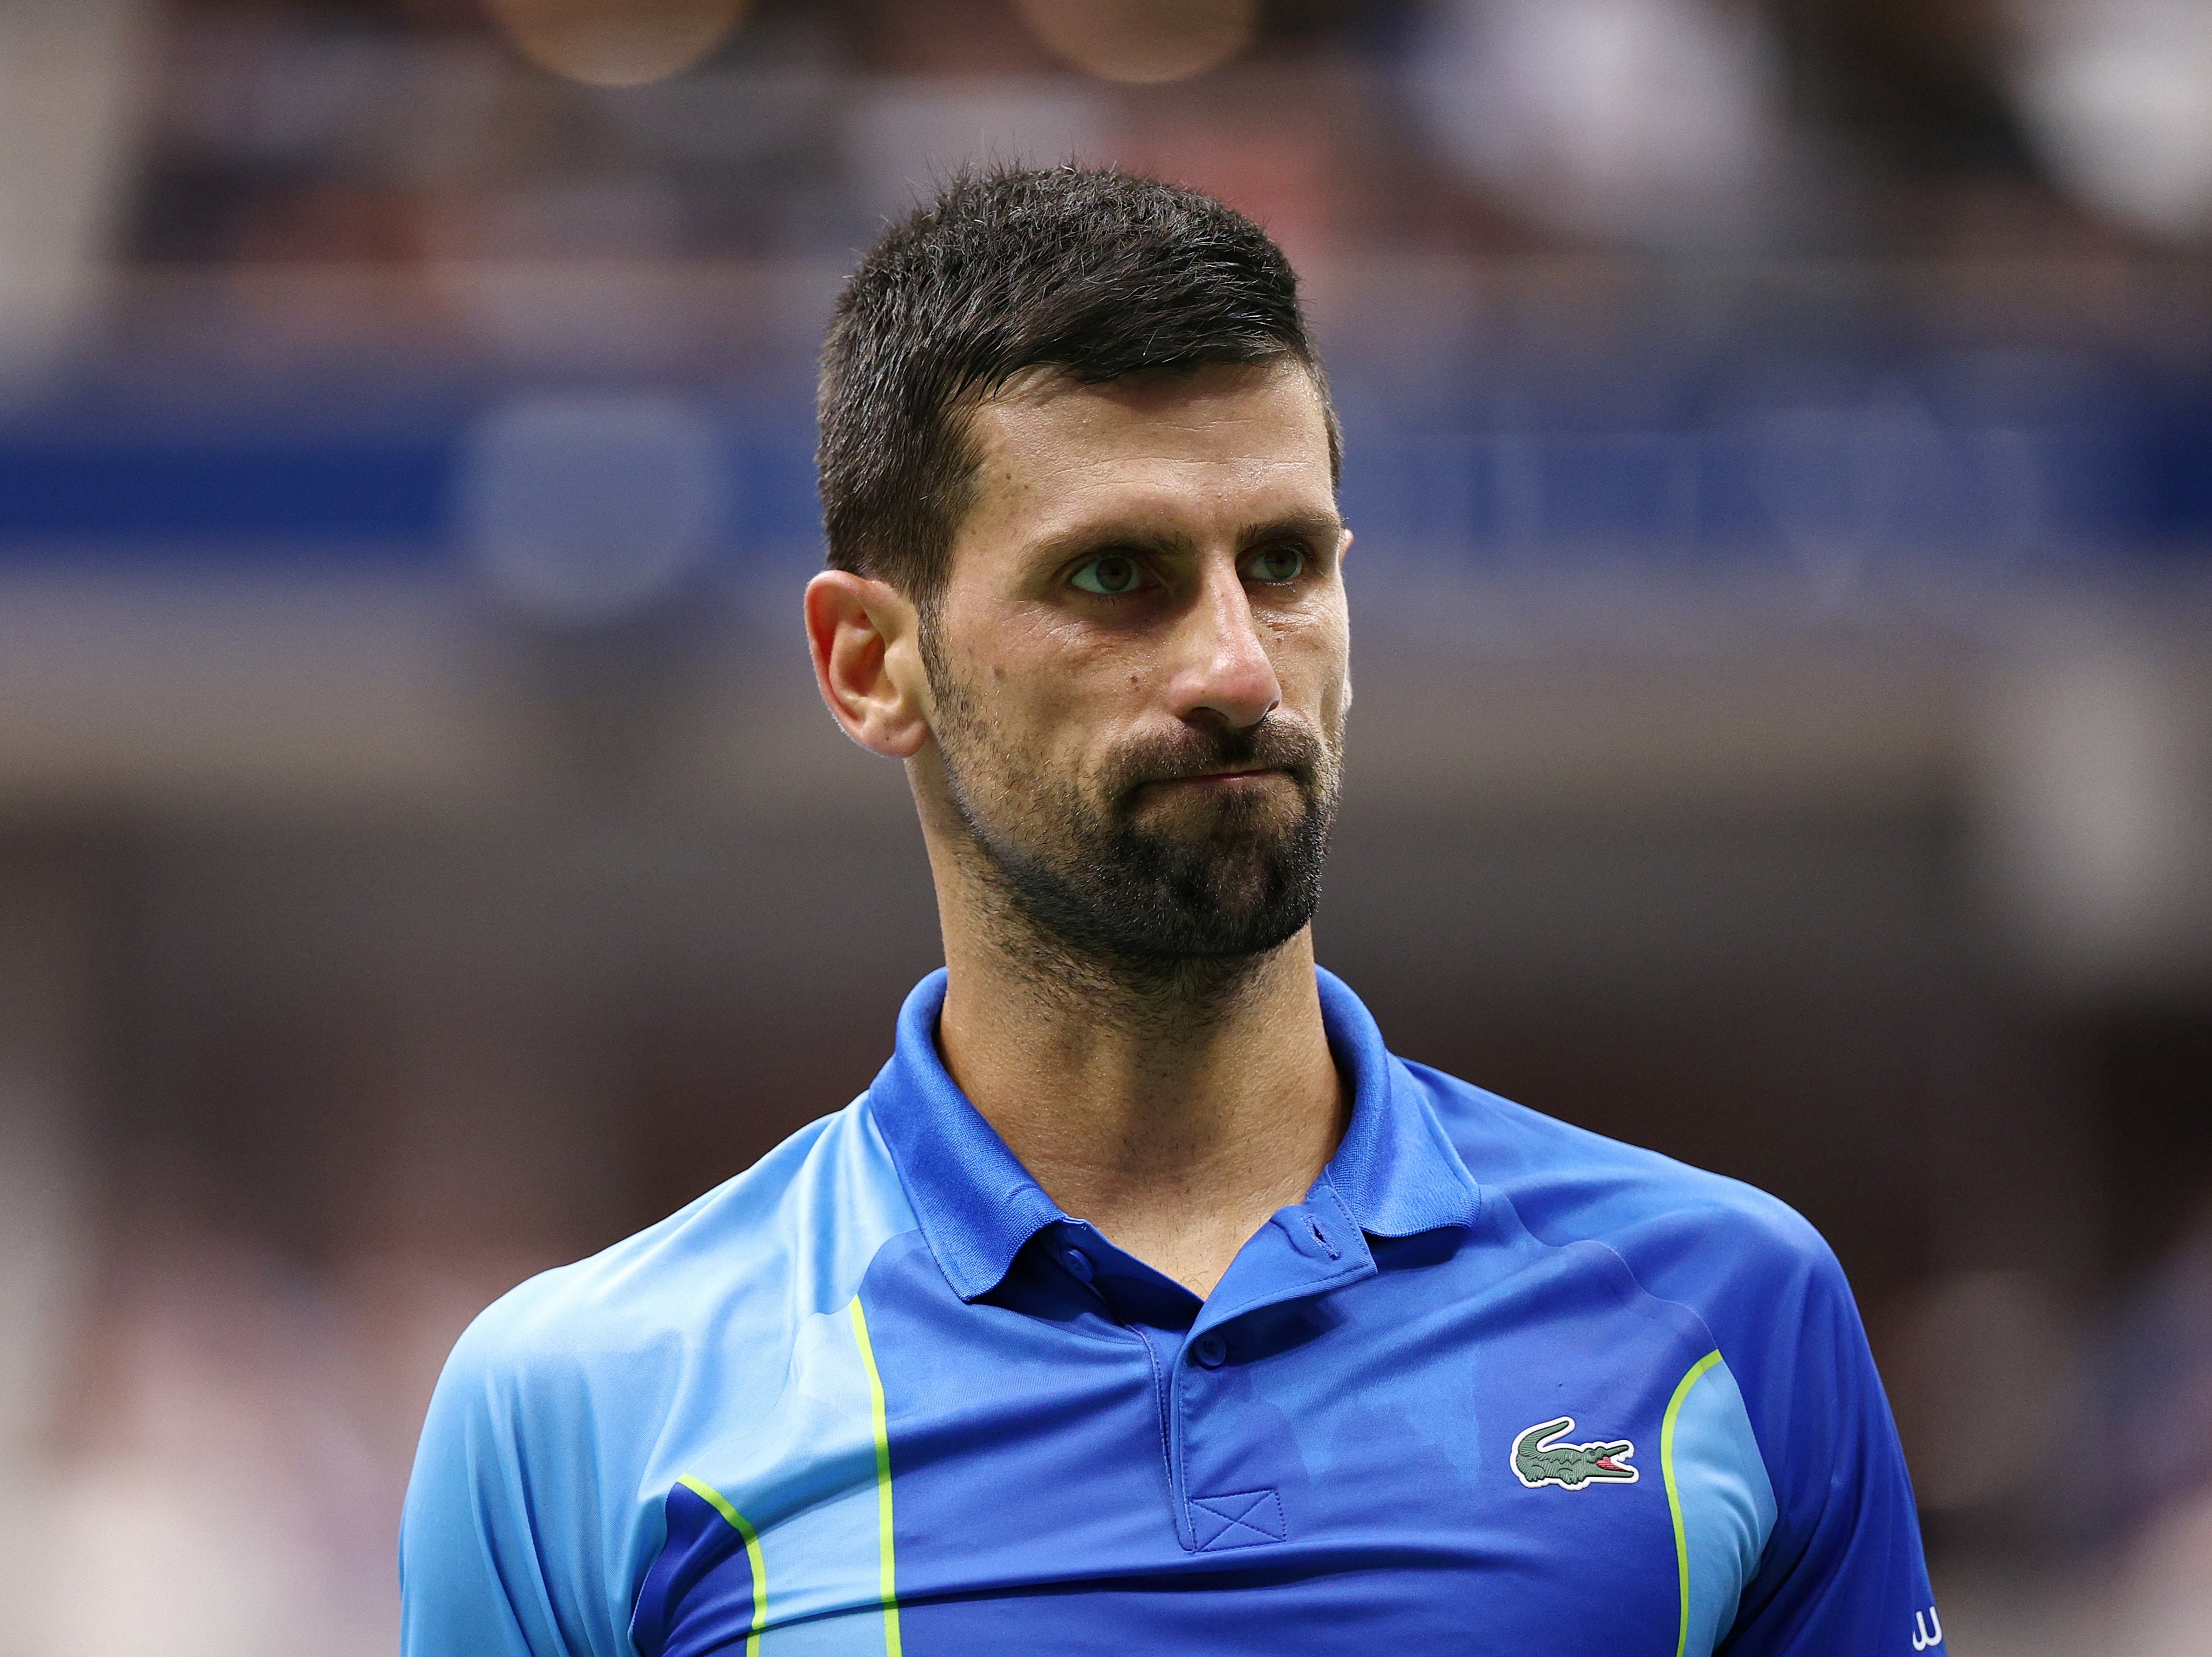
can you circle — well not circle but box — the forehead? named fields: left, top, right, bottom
left=953, top=360, right=1337, bottom=565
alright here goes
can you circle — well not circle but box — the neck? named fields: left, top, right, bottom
left=932, top=868, right=1346, bottom=1300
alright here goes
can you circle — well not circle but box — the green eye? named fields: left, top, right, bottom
left=1247, top=546, right=1306, bottom=582
left=1070, top=554, right=1142, bottom=595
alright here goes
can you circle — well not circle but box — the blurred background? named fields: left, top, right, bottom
left=0, top=0, right=2208, bottom=1649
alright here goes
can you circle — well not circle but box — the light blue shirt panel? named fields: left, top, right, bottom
left=780, top=1097, right=924, bottom=1318
left=401, top=1101, right=918, bottom=1657
left=1674, top=1357, right=1779, bottom=1655
left=717, top=1307, right=886, bottom=1640
left=624, top=1105, right=918, bottom=1644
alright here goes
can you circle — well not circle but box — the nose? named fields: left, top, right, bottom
left=1165, top=559, right=1282, bottom=732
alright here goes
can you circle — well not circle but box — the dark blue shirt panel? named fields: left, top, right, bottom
left=789, top=1201, right=1710, bottom=1653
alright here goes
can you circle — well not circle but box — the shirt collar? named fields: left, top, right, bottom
left=865, top=966, right=1484, bottom=1303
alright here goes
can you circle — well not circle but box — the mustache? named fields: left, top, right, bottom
left=1102, top=714, right=1328, bottom=800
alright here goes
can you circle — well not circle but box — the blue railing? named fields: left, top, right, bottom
left=1, top=345, right=2204, bottom=578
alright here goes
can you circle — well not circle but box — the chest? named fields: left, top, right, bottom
left=633, top=1235, right=1761, bottom=1657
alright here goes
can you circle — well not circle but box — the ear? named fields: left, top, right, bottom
left=804, top=570, right=933, bottom=759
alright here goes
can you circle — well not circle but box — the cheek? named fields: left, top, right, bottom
left=1271, top=604, right=1351, bottom=706
left=1017, top=609, right=1155, bottom=725
left=943, top=618, right=1126, bottom=778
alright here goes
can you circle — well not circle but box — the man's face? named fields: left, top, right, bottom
left=921, top=357, right=1350, bottom=967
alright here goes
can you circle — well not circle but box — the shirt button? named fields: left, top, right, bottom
left=1192, top=1333, right=1228, bottom=1369
left=1060, top=1248, right=1094, bottom=1284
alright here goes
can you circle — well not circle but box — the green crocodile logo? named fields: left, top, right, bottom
left=1512, top=1417, right=1639, bottom=1490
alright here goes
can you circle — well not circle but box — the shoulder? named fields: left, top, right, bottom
left=1402, top=1055, right=1891, bottom=1509
left=437, top=1098, right=917, bottom=1420
left=1385, top=1072, right=1931, bottom=1640
left=401, top=1098, right=921, bottom=1652
left=1402, top=1057, right=1843, bottom=1317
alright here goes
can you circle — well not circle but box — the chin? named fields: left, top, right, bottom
left=1133, top=788, right=1306, bottom=841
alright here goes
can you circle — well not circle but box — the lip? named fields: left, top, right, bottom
left=1144, top=766, right=1286, bottom=790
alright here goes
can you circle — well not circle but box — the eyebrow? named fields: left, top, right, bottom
left=1029, top=507, right=1346, bottom=567
left=1236, top=510, right=1347, bottom=553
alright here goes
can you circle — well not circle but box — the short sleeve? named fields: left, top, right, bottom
left=399, top=1283, right=663, bottom=1657
left=399, top=1309, right=576, bottom=1657
left=1711, top=1232, right=1942, bottom=1656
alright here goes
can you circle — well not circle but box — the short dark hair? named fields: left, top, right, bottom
left=817, top=165, right=1339, bottom=607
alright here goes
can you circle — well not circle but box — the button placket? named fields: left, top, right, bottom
left=1153, top=1192, right=1378, bottom=1555
left=1173, top=1317, right=1293, bottom=1553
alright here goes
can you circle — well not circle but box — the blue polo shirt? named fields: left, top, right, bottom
left=401, top=968, right=1942, bottom=1656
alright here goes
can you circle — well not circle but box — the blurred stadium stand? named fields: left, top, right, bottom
left=0, top=2, right=2208, bottom=1653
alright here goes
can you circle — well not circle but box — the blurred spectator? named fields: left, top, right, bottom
left=0, top=4, right=2206, bottom=1654
left=1409, top=0, right=1783, bottom=251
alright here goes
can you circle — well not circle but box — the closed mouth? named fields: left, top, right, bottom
left=1147, top=766, right=1284, bottom=788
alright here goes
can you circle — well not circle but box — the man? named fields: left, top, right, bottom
left=402, top=168, right=1941, bottom=1655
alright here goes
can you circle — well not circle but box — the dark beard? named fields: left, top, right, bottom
left=930, top=666, right=1339, bottom=976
